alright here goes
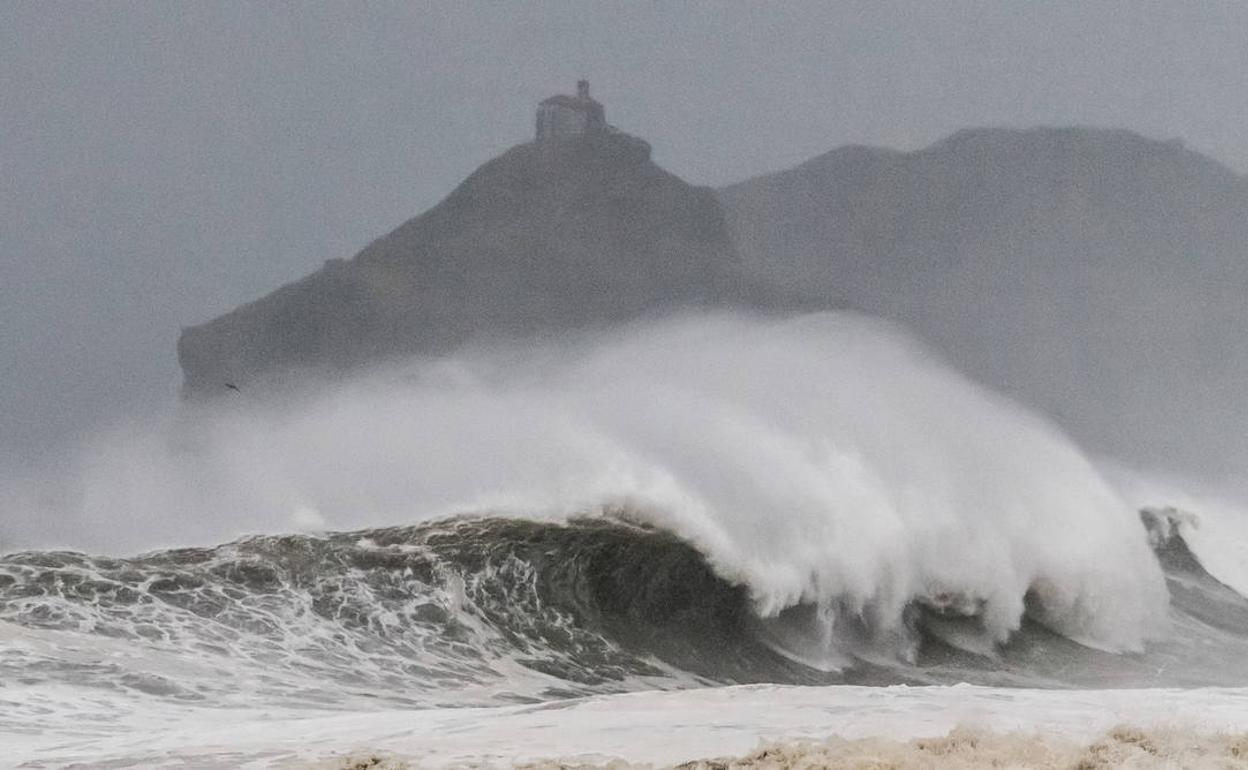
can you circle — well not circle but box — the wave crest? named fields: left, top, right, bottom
left=2, top=313, right=1171, bottom=671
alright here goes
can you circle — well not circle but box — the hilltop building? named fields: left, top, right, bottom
left=536, top=80, right=606, bottom=142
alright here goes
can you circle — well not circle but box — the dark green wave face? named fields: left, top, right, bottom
left=5, top=510, right=1248, bottom=711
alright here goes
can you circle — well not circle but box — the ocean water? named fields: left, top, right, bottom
left=5, top=313, right=1248, bottom=767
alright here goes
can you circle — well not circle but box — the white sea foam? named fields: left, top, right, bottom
left=12, top=683, right=1248, bottom=768
left=1, top=312, right=1167, bottom=654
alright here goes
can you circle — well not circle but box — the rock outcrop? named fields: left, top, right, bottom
left=181, top=121, right=1248, bottom=477
left=718, top=127, right=1248, bottom=475
left=178, top=131, right=769, bottom=397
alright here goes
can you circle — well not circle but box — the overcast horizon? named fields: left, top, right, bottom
left=4, top=1, right=1248, bottom=464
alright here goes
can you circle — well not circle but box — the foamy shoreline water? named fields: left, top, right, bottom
left=13, top=684, right=1248, bottom=768
left=516, top=726, right=1248, bottom=770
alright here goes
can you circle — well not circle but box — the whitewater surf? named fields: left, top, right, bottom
left=6, top=313, right=1248, bottom=767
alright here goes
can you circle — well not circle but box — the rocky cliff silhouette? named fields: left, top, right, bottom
left=178, top=131, right=769, bottom=397
left=180, top=122, right=1248, bottom=478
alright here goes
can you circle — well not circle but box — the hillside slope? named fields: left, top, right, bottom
left=179, top=132, right=768, bottom=397
left=719, top=127, right=1248, bottom=476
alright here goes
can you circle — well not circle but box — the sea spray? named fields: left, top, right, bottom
left=3, top=312, right=1167, bottom=659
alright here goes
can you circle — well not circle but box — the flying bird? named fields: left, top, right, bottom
left=224, top=382, right=241, bottom=393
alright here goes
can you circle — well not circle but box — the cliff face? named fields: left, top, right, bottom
left=178, top=132, right=766, bottom=396
left=719, top=127, right=1248, bottom=476
left=180, top=124, right=1248, bottom=476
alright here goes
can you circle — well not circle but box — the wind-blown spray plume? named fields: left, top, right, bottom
left=3, top=312, right=1167, bottom=667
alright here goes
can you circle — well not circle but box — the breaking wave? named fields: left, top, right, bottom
left=4, top=505, right=1248, bottom=713
left=5, top=312, right=1247, bottom=712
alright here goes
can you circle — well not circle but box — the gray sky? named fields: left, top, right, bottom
left=3, top=1, right=1247, bottom=464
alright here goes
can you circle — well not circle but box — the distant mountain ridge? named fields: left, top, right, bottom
left=718, top=126, right=1248, bottom=476
left=179, top=120, right=1248, bottom=477
left=178, top=130, right=770, bottom=397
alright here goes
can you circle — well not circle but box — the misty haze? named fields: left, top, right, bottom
left=5, top=4, right=1248, bottom=768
